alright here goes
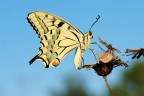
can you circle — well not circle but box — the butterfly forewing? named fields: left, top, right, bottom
left=27, top=11, right=91, bottom=69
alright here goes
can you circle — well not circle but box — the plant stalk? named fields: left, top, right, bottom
left=103, top=76, right=114, bottom=96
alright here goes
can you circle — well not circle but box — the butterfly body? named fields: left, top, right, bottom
left=27, top=11, right=93, bottom=69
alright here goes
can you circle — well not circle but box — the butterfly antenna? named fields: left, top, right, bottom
left=89, top=15, right=100, bottom=31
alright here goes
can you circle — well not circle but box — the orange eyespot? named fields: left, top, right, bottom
left=52, top=60, right=59, bottom=67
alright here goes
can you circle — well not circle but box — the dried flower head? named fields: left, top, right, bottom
left=126, top=48, right=144, bottom=59
left=78, top=37, right=128, bottom=76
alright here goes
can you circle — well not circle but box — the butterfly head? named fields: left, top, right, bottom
left=84, top=31, right=93, bottom=39
left=88, top=31, right=93, bottom=39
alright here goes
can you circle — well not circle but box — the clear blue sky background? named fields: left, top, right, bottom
left=0, top=0, right=144, bottom=96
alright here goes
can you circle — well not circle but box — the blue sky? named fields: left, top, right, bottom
left=0, top=0, right=144, bottom=96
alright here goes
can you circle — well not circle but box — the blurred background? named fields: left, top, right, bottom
left=50, top=61, right=144, bottom=96
left=0, top=0, right=144, bottom=96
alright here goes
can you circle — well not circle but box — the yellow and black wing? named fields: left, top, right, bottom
left=27, top=11, right=84, bottom=68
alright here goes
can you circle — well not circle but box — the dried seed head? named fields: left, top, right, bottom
left=78, top=37, right=128, bottom=76
left=92, top=61, right=113, bottom=76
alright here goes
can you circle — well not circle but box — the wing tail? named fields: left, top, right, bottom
left=29, top=54, right=49, bottom=68
left=29, top=55, right=39, bottom=65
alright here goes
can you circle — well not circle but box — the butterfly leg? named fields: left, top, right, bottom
left=78, top=64, right=95, bottom=70
left=88, top=47, right=98, bottom=62
left=81, top=57, right=84, bottom=66
left=91, top=42, right=105, bottom=52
